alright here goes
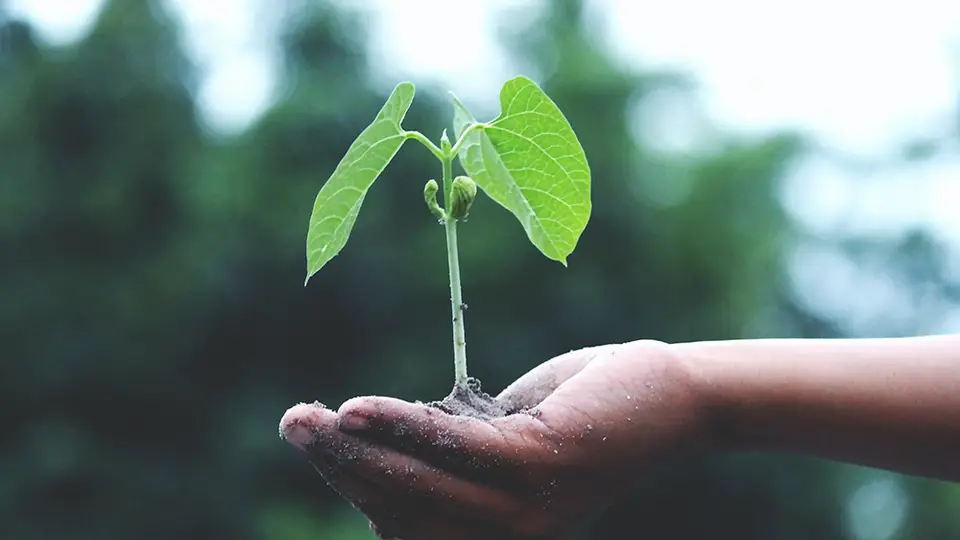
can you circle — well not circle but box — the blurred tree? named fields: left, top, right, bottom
left=0, top=0, right=233, bottom=537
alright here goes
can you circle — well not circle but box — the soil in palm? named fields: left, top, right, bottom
left=426, top=377, right=511, bottom=420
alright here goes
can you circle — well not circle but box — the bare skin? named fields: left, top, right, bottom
left=279, top=335, right=960, bottom=540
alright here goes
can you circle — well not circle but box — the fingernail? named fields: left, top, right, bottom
left=281, top=421, right=316, bottom=451
left=279, top=403, right=324, bottom=451
left=339, top=413, right=370, bottom=432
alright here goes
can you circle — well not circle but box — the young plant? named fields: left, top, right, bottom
left=304, top=76, right=591, bottom=418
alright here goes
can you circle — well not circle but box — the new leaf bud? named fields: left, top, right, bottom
left=423, top=179, right=445, bottom=220
left=449, top=176, right=477, bottom=220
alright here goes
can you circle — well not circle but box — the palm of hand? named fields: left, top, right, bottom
left=280, top=341, right=691, bottom=540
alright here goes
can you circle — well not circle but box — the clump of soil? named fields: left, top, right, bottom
left=426, top=377, right=509, bottom=420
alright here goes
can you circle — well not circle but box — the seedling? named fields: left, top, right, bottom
left=304, top=76, right=591, bottom=418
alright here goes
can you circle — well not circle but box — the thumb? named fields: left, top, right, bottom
left=496, top=344, right=620, bottom=412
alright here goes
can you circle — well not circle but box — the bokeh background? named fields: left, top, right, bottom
left=3, top=0, right=959, bottom=538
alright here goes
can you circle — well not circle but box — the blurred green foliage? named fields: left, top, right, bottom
left=1, top=0, right=956, bottom=539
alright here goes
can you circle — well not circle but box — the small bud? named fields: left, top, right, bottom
left=423, top=179, right=445, bottom=220
left=440, top=129, right=452, bottom=153
left=449, top=176, right=477, bottom=220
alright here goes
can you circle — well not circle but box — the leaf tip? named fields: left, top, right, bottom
left=449, top=91, right=469, bottom=111
left=304, top=266, right=319, bottom=287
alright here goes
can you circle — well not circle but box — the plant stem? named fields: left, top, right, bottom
left=404, top=131, right=445, bottom=161
left=449, top=122, right=485, bottom=156
left=441, top=152, right=469, bottom=391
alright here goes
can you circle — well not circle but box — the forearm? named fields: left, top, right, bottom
left=674, top=335, right=960, bottom=481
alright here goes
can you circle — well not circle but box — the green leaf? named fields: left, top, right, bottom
left=452, top=76, right=591, bottom=265
left=304, top=81, right=415, bottom=283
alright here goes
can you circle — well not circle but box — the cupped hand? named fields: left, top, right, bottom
left=279, top=340, right=703, bottom=540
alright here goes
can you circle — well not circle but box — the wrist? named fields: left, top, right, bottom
left=667, top=340, right=750, bottom=453
left=612, top=339, right=720, bottom=454
left=669, top=336, right=960, bottom=481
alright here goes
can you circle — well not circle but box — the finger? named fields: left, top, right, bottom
left=310, top=447, right=432, bottom=540
left=496, top=344, right=620, bottom=412
left=335, top=396, right=549, bottom=487
left=308, top=443, right=393, bottom=520
left=279, top=401, right=339, bottom=455
left=312, top=454, right=502, bottom=540
left=281, top=402, right=530, bottom=530
left=280, top=402, right=388, bottom=507
left=334, top=451, right=534, bottom=540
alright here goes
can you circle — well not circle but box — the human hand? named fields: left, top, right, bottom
left=279, top=340, right=704, bottom=539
